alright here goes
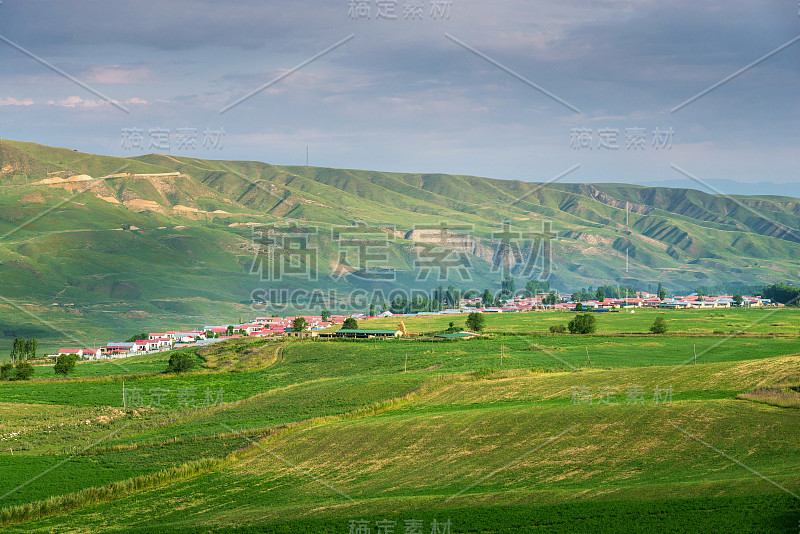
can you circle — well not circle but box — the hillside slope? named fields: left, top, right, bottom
left=0, top=139, right=798, bottom=348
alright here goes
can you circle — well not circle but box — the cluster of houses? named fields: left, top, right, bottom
left=54, top=331, right=207, bottom=360
left=52, top=292, right=772, bottom=360
left=461, top=292, right=772, bottom=313
left=52, top=316, right=360, bottom=360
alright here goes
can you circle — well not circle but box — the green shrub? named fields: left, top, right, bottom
left=0, top=363, right=12, bottom=381
left=568, top=313, right=596, bottom=334
left=166, top=353, right=194, bottom=373
left=650, top=316, right=668, bottom=334
left=54, top=354, right=78, bottom=376
left=549, top=325, right=566, bottom=334
left=12, top=361, right=35, bottom=381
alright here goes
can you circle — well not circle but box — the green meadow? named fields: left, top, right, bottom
left=0, top=309, right=798, bottom=532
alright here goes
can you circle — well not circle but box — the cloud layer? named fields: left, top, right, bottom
left=0, top=0, right=796, bottom=183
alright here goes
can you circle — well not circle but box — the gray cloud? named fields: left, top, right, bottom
left=0, top=0, right=796, bottom=184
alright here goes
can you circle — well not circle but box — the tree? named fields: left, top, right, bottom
left=732, top=294, right=743, bottom=307
left=166, top=353, right=194, bottom=373
left=226, top=325, right=234, bottom=336
left=595, top=289, right=605, bottom=302
left=482, top=289, right=494, bottom=308
left=549, top=325, right=566, bottom=333
left=292, top=317, right=308, bottom=332
left=390, top=297, right=408, bottom=314
left=54, top=354, right=78, bottom=376
left=13, top=361, right=34, bottom=381
left=369, top=304, right=375, bottom=317
left=650, top=316, right=668, bottom=334
left=342, top=317, right=358, bottom=330
left=445, top=285, right=460, bottom=309
left=574, top=302, right=584, bottom=311
left=499, top=276, right=516, bottom=299
left=24, top=338, right=37, bottom=360
left=568, top=313, right=596, bottom=334
left=657, top=282, right=667, bottom=301
left=542, top=291, right=558, bottom=305
left=126, top=332, right=149, bottom=343
left=466, top=312, right=486, bottom=333
left=445, top=321, right=460, bottom=333
left=321, top=310, right=331, bottom=322
left=525, top=280, right=550, bottom=298
left=10, top=337, right=25, bottom=363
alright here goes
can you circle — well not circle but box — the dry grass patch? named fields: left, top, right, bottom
left=738, top=387, right=800, bottom=408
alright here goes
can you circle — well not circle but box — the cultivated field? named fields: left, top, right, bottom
left=1, top=309, right=799, bottom=532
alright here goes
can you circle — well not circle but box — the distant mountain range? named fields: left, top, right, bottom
left=1, top=139, right=798, bottom=348
left=633, top=179, right=800, bottom=199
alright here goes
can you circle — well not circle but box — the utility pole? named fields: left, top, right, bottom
left=586, top=346, right=590, bottom=365
left=429, top=316, right=433, bottom=353
left=625, top=193, right=629, bottom=303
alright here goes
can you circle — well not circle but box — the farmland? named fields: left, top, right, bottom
left=1, top=309, right=799, bottom=532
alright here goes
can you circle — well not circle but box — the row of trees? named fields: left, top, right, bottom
left=548, top=314, right=668, bottom=335
left=360, top=276, right=673, bottom=314
left=570, top=284, right=650, bottom=302
left=9, top=337, right=37, bottom=362
left=762, top=283, right=800, bottom=306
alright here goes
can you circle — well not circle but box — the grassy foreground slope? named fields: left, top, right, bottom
left=1, top=310, right=798, bottom=532
left=4, top=355, right=799, bottom=532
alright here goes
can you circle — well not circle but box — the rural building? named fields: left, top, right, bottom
left=285, top=330, right=319, bottom=339
left=334, top=329, right=402, bottom=339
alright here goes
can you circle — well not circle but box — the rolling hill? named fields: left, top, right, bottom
left=1, top=139, right=798, bottom=351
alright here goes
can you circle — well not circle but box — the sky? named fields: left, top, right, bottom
left=0, top=0, right=798, bottom=188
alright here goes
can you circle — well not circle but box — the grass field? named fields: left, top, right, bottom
left=368, top=306, right=800, bottom=335
left=0, top=309, right=798, bottom=532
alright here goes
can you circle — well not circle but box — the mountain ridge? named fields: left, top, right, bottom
left=0, top=139, right=798, bottom=349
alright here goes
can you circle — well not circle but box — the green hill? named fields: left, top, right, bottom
left=1, top=139, right=798, bottom=350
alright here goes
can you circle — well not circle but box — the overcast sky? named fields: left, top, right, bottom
left=0, top=0, right=797, bottom=185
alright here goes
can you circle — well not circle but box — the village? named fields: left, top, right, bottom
left=53, top=292, right=775, bottom=361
